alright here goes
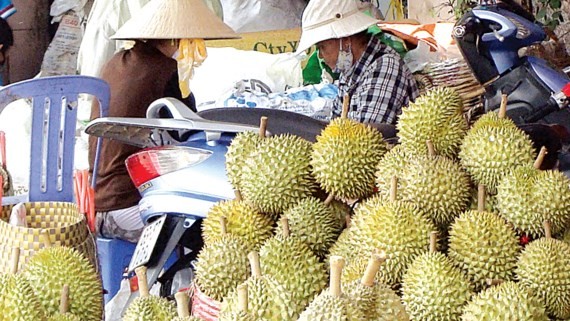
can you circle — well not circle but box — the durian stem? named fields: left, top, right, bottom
left=237, top=284, right=249, bottom=313
left=341, top=94, right=350, bottom=119
left=59, top=284, right=70, bottom=314
left=220, top=216, right=228, bottom=235
left=135, top=266, right=150, bottom=298
left=426, top=140, right=436, bottom=158
left=361, top=251, right=386, bottom=287
left=10, top=247, right=20, bottom=274
left=324, top=194, right=335, bottom=206
left=390, top=176, right=398, bottom=202
left=329, top=256, right=346, bottom=297
left=259, top=116, right=268, bottom=138
left=248, top=251, right=262, bottom=278
left=281, top=217, right=290, bottom=238
left=429, top=231, right=438, bottom=253
left=498, top=93, right=508, bottom=119
left=486, top=279, right=504, bottom=286
left=174, top=291, right=191, bottom=318
left=533, top=146, right=548, bottom=169
left=234, top=190, right=242, bottom=201
left=477, top=184, right=486, bottom=213
left=543, top=220, right=552, bottom=239
left=40, top=229, right=52, bottom=248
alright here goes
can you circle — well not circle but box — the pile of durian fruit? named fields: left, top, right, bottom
left=189, top=86, right=570, bottom=321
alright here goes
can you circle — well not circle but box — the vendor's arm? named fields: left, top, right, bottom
left=350, top=53, right=419, bottom=124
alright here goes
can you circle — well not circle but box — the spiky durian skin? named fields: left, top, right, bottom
left=195, top=235, right=251, bottom=302
left=397, top=87, right=467, bottom=158
left=461, top=281, right=549, bottom=321
left=327, top=228, right=359, bottom=268
left=218, top=311, right=256, bottom=321
left=448, top=211, right=520, bottom=291
left=202, top=200, right=274, bottom=251
left=171, top=317, right=201, bottom=321
left=0, top=274, right=46, bottom=321
left=497, top=167, right=570, bottom=238
left=225, top=131, right=262, bottom=191
left=240, top=134, right=316, bottom=217
left=259, top=235, right=327, bottom=318
left=397, top=155, right=471, bottom=227
left=328, top=200, right=351, bottom=231
left=275, top=197, right=341, bottom=257
left=375, top=145, right=416, bottom=200
left=344, top=280, right=409, bottom=321
left=311, top=118, right=387, bottom=200
left=47, top=313, right=81, bottom=321
left=297, top=291, right=367, bottom=321
left=459, top=112, right=536, bottom=193
left=516, top=238, right=570, bottom=319
left=22, top=247, right=103, bottom=321
left=402, top=252, right=474, bottom=321
left=349, top=197, right=437, bottom=287
left=123, top=296, right=177, bottom=321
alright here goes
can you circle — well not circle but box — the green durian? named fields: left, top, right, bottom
left=0, top=273, right=46, bottom=321
left=448, top=210, right=520, bottom=291
left=47, top=314, right=80, bottom=321
left=275, top=197, right=342, bottom=257
left=202, top=199, right=274, bottom=251
left=311, top=117, right=387, bottom=201
left=459, top=112, right=536, bottom=193
left=375, top=145, right=415, bottom=198
left=240, top=134, right=316, bottom=217
left=219, top=284, right=256, bottom=321
left=461, top=281, right=549, bottom=321
left=123, top=267, right=177, bottom=321
left=22, top=246, right=103, bottom=321
left=516, top=231, right=570, bottom=319
left=328, top=200, right=352, bottom=231
left=397, top=87, right=468, bottom=158
left=225, top=131, right=262, bottom=191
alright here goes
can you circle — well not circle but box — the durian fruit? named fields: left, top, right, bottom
left=516, top=221, right=570, bottom=319
left=171, top=291, right=200, bottom=321
left=397, top=87, right=468, bottom=158
left=344, top=252, right=410, bottom=321
left=459, top=102, right=536, bottom=193
left=240, top=133, right=317, bottom=217
left=195, top=218, right=251, bottom=302
left=461, top=281, right=549, bottom=321
left=201, top=199, right=274, bottom=251
left=259, top=218, right=327, bottom=319
left=47, top=285, right=81, bottom=321
left=298, top=256, right=366, bottom=321
left=123, top=266, right=177, bottom=321
left=311, top=101, right=387, bottom=201
left=219, top=284, right=256, bottom=321
left=275, top=197, right=342, bottom=257
left=348, top=178, right=437, bottom=287
left=497, top=148, right=570, bottom=238
left=0, top=248, right=46, bottom=321
left=448, top=192, right=521, bottom=291
left=375, top=145, right=415, bottom=199
left=225, top=130, right=262, bottom=191
left=328, top=200, right=352, bottom=230
left=23, top=246, right=103, bottom=321
left=402, top=232, right=474, bottom=321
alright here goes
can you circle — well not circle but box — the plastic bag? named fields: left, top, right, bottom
left=404, top=40, right=443, bottom=73
left=104, top=277, right=131, bottom=321
left=219, top=0, right=306, bottom=33
left=50, top=0, right=87, bottom=22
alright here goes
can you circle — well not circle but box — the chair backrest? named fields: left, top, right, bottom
left=0, top=76, right=110, bottom=202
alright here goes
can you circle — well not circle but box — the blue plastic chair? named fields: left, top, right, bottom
left=0, top=75, right=110, bottom=204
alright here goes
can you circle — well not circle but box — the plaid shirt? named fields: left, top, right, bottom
left=333, top=36, right=419, bottom=124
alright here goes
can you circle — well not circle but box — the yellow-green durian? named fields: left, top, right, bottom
left=47, top=313, right=81, bottom=321
left=516, top=236, right=570, bottom=319
left=171, top=317, right=201, bottom=321
left=497, top=166, right=570, bottom=237
left=375, top=145, right=415, bottom=199
left=0, top=273, right=46, bottom=321
left=22, top=247, right=103, bottom=321
left=402, top=251, right=474, bottom=321
left=123, top=296, right=177, bottom=321
left=194, top=234, right=251, bottom=302
left=240, top=134, right=316, bottom=217
left=448, top=211, right=520, bottom=291
left=459, top=112, right=536, bottom=193
left=225, top=131, right=262, bottom=191
left=202, top=200, right=274, bottom=251
left=311, top=117, right=387, bottom=201
left=461, top=281, right=549, bottom=321
left=397, top=87, right=468, bottom=158
left=219, top=284, right=257, bottom=321
left=275, top=197, right=342, bottom=257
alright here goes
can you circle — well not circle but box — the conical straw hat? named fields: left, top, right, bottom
left=112, top=0, right=239, bottom=40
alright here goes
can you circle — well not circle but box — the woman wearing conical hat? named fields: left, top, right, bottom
left=88, top=0, right=239, bottom=242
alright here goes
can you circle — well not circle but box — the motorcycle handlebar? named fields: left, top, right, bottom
left=522, top=97, right=561, bottom=123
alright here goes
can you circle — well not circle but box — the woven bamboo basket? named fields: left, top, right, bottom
left=0, top=202, right=97, bottom=273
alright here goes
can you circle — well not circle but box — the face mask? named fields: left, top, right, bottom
left=333, top=38, right=353, bottom=74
